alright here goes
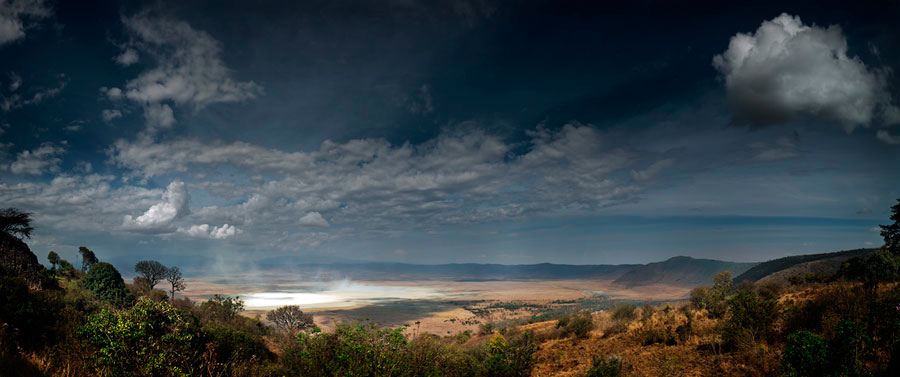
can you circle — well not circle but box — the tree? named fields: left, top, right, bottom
left=267, top=305, right=314, bottom=334
left=47, top=251, right=60, bottom=270
left=199, top=294, right=245, bottom=323
left=134, top=260, right=168, bottom=290
left=166, top=266, right=185, bottom=300
left=83, top=262, right=132, bottom=307
left=881, top=198, right=900, bottom=255
left=78, top=246, right=98, bottom=272
left=0, top=208, right=33, bottom=240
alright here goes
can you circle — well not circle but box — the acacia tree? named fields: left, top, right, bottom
left=165, top=266, right=185, bottom=300
left=47, top=251, right=60, bottom=270
left=0, top=208, right=33, bottom=240
left=78, top=246, right=98, bottom=272
left=134, top=260, right=168, bottom=290
left=267, top=305, right=314, bottom=334
left=881, top=198, right=900, bottom=255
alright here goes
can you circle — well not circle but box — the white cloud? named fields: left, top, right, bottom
left=0, top=0, right=50, bottom=46
left=179, top=223, right=239, bottom=239
left=122, top=180, right=190, bottom=233
left=114, top=48, right=139, bottom=66
left=110, top=123, right=642, bottom=232
left=1, top=73, right=66, bottom=111
left=714, top=13, right=898, bottom=130
left=877, top=130, right=900, bottom=145
left=108, top=13, right=262, bottom=134
left=143, top=102, right=174, bottom=130
left=101, top=109, right=123, bottom=122
left=299, top=212, right=329, bottom=228
left=7, top=142, right=65, bottom=175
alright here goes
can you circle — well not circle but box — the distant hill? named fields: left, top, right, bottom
left=613, top=256, right=756, bottom=288
left=733, top=248, right=875, bottom=283
left=253, top=261, right=639, bottom=281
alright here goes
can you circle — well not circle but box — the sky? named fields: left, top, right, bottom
left=1, top=0, right=899, bottom=269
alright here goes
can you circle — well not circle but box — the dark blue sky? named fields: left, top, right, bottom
left=1, top=0, right=898, bottom=269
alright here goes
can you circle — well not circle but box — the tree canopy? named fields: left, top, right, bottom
left=134, top=260, right=168, bottom=290
left=0, top=208, right=33, bottom=240
left=83, top=262, right=132, bottom=307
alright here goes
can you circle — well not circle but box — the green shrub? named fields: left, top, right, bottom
left=782, top=330, right=828, bottom=377
left=721, top=286, right=778, bottom=350
left=557, top=311, right=595, bottom=339
left=82, top=262, right=133, bottom=307
left=585, top=355, right=623, bottom=377
left=829, top=320, right=869, bottom=377
left=79, top=298, right=203, bottom=376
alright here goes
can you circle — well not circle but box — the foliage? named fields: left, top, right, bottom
left=82, top=262, right=133, bottom=307
left=78, top=246, right=98, bottom=272
left=79, top=298, right=204, bottom=377
left=782, top=330, right=828, bottom=377
left=134, top=260, right=168, bottom=289
left=556, top=311, right=595, bottom=339
left=690, top=271, right=733, bottom=318
left=721, top=285, right=778, bottom=350
left=881, top=198, right=900, bottom=255
left=585, top=355, right=623, bottom=377
left=267, top=305, right=314, bottom=335
left=47, top=250, right=60, bottom=270
left=829, top=320, right=869, bottom=377
left=198, top=294, right=245, bottom=323
left=0, top=208, right=34, bottom=239
left=610, top=304, right=637, bottom=322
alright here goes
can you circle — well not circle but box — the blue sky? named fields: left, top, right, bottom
left=1, top=0, right=898, bottom=268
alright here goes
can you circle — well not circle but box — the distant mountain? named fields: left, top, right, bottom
left=613, top=256, right=756, bottom=288
left=734, top=248, right=875, bottom=284
left=254, top=261, right=639, bottom=281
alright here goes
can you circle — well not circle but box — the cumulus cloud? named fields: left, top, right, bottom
left=714, top=13, right=898, bottom=130
left=299, top=212, right=329, bottom=228
left=122, top=180, right=189, bottom=233
left=6, top=142, right=65, bottom=175
left=179, top=223, right=239, bottom=239
left=0, top=0, right=50, bottom=46
left=107, top=13, right=262, bottom=134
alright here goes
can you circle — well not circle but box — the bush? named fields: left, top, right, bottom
left=829, top=320, right=869, bottom=377
left=82, top=262, right=132, bottom=307
left=721, top=286, right=777, bottom=350
left=611, top=304, right=637, bottom=322
left=79, top=298, right=204, bottom=376
left=556, top=311, right=595, bottom=339
left=585, top=355, right=623, bottom=377
left=782, top=330, right=828, bottom=377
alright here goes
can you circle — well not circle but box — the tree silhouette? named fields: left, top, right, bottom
left=881, top=198, right=900, bottom=255
left=134, top=260, right=168, bottom=290
left=165, top=266, right=185, bottom=300
left=47, top=251, right=60, bottom=270
left=0, top=208, right=33, bottom=240
left=78, top=246, right=98, bottom=272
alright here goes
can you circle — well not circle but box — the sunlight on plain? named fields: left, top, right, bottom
left=242, top=281, right=444, bottom=309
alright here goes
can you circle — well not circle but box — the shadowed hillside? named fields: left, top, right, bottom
left=613, top=256, right=756, bottom=288
left=733, top=248, right=875, bottom=283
